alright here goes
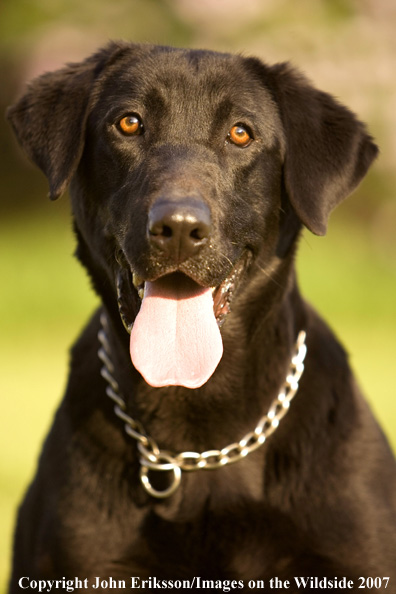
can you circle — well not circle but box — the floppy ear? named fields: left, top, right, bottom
left=267, top=63, right=378, bottom=235
left=7, top=42, right=126, bottom=200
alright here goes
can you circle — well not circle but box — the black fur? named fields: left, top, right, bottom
left=7, top=42, right=396, bottom=592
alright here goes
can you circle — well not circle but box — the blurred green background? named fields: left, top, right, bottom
left=1, top=0, right=395, bottom=588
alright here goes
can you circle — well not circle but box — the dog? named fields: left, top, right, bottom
left=7, top=41, right=396, bottom=592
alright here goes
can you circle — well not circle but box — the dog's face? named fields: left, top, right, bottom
left=7, top=42, right=378, bottom=389
left=79, top=48, right=283, bottom=285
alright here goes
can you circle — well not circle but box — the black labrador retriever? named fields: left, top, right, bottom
left=7, top=42, right=396, bottom=591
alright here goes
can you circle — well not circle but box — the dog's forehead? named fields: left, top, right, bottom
left=97, top=46, right=278, bottom=122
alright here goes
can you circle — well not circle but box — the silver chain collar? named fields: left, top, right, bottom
left=98, top=313, right=307, bottom=499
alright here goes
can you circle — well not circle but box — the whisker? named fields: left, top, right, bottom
left=218, top=252, right=234, bottom=269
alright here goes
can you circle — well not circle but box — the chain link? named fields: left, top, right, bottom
left=98, top=313, right=307, bottom=497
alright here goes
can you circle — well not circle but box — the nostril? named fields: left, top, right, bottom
left=161, top=225, right=173, bottom=238
left=148, top=221, right=173, bottom=238
left=190, top=226, right=208, bottom=241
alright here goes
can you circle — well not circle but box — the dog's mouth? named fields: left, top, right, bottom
left=116, top=255, right=249, bottom=389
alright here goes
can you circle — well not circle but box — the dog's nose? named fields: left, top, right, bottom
left=147, top=198, right=211, bottom=262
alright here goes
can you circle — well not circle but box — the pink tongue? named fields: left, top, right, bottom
left=130, top=275, right=223, bottom=389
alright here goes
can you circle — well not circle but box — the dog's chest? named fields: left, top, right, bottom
left=58, top=507, right=280, bottom=581
left=52, top=466, right=291, bottom=581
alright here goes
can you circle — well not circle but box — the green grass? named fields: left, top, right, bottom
left=297, top=213, right=396, bottom=439
left=0, top=206, right=98, bottom=587
left=0, top=207, right=395, bottom=589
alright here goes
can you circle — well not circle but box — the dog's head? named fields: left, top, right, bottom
left=7, top=42, right=378, bottom=389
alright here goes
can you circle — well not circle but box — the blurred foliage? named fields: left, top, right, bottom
left=0, top=0, right=192, bottom=46
left=1, top=0, right=395, bottom=589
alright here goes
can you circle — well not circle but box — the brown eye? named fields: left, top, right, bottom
left=118, top=114, right=143, bottom=135
left=228, top=124, right=253, bottom=147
